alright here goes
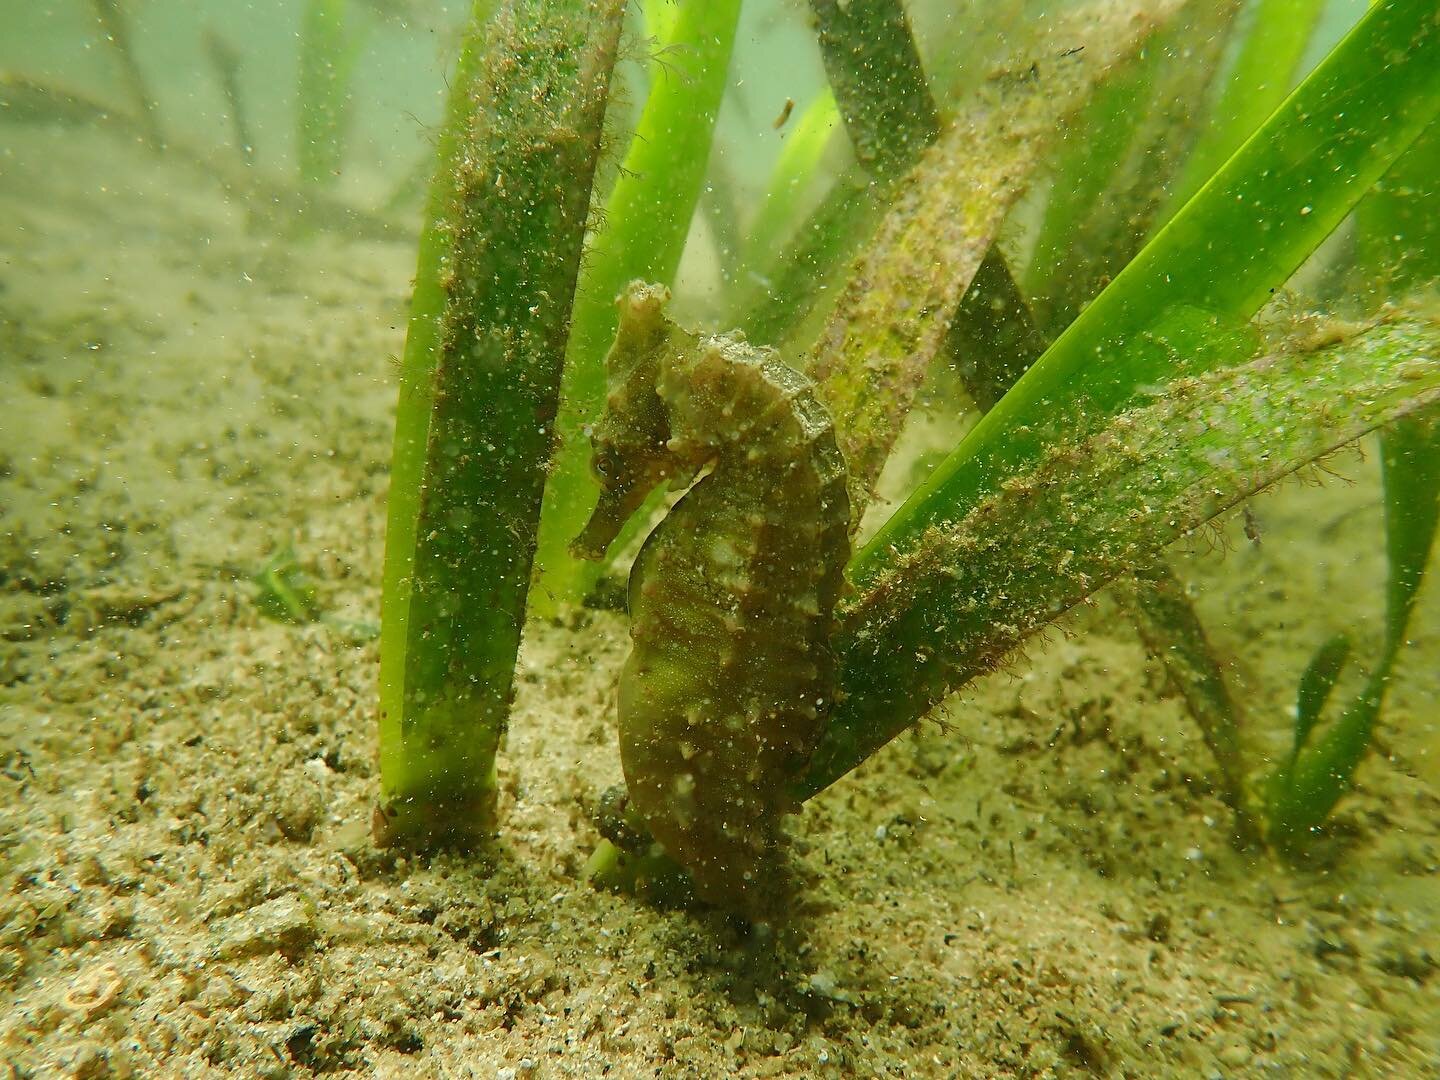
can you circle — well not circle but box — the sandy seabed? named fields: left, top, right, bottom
left=1, top=126, right=1438, bottom=1078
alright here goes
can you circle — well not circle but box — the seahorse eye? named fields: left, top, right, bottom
left=591, top=445, right=620, bottom=483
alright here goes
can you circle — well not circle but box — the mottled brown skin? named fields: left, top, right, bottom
left=574, top=283, right=851, bottom=912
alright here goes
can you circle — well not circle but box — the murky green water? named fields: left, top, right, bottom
left=1, top=1, right=1435, bottom=1075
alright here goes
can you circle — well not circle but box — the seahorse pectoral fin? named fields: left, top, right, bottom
left=665, top=460, right=705, bottom=492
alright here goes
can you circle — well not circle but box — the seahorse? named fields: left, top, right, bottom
left=572, top=282, right=851, bottom=912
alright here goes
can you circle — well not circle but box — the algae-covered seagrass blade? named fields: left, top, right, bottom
left=375, top=0, right=625, bottom=850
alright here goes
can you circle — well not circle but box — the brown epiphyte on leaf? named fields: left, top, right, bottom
left=575, top=282, right=851, bottom=913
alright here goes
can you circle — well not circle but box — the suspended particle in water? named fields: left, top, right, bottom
left=1243, top=505, right=1262, bottom=548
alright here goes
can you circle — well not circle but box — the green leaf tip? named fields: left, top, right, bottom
left=1292, top=633, right=1352, bottom=761
left=1265, top=401, right=1440, bottom=851
left=252, top=545, right=321, bottom=625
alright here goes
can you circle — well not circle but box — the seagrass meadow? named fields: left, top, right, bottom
left=2, top=0, right=1439, bottom=1075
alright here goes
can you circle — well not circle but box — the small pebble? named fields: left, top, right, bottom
left=1219, top=1042, right=1251, bottom=1067
left=214, top=897, right=316, bottom=960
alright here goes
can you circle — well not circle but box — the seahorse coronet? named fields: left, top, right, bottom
left=574, top=281, right=852, bottom=912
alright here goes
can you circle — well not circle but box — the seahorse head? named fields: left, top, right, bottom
left=571, top=282, right=678, bottom=560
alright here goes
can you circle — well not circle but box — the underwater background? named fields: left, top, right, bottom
left=2, top=0, right=1437, bottom=1076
